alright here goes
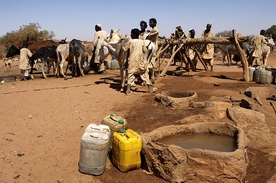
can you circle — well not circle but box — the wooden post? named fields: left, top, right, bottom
left=232, top=29, right=250, bottom=82
left=159, top=43, right=184, bottom=77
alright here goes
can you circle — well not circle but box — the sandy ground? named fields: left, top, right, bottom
left=0, top=52, right=276, bottom=183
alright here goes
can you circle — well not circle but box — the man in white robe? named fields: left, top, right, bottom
left=93, top=24, right=108, bottom=71
left=250, top=29, right=268, bottom=66
left=201, top=23, right=214, bottom=71
left=19, top=48, right=33, bottom=80
left=123, top=28, right=153, bottom=95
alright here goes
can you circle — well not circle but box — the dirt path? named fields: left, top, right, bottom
left=0, top=53, right=276, bottom=182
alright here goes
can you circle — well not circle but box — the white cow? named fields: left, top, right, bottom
left=56, top=44, right=70, bottom=77
left=56, top=42, right=94, bottom=77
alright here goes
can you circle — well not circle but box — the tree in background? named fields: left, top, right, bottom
left=0, top=23, right=55, bottom=46
left=265, top=25, right=276, bottom=40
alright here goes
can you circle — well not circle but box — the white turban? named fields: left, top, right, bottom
left=96, top=23, right=101, bottom=28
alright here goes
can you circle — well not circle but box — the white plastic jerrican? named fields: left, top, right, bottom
left=78, top=131, right=110, bottom=175
left=24, top=70, right=29, bottom=77
left=84, top=123, right=111, bottom=137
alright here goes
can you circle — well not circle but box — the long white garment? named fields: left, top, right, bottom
left=201, top=30, right=214, bottom=59
left=123, top=39, right=151, bottom=85
left=251, top=34, right=267, bottom=58
left=19, top=48, right=32, bottom=70
left=93, top=30, right=108, bottom=63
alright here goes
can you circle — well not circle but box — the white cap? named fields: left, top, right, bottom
left=96, top=23, right=101, bottom=28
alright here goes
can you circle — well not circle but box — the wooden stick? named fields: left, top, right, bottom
left=156, top=44, right=170, bottom=59
left=159, top=43, right=184, bottom=77
left=270, top=101, right=276, bottom=113
left=193, top=46, right=208, bottom=71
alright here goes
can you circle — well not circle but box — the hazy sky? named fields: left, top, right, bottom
left=0, top=0, right=275, bottom=41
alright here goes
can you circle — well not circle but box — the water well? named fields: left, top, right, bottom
left=141, top=122, right=249, bottom=183
left=155, top=91, right=197, bottom=107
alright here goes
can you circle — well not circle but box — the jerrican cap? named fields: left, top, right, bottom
left=96, top=23, right=101, bottom=28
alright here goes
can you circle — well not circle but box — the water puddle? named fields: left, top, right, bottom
left=158, top=133, right=237, bottom=152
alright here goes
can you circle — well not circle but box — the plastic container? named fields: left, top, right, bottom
left=248, top=67, right=255, bottom=82
left=110, top=60, right=120, bottom=70
left=254, top=68, right=261, bottom=83
left=102, top=113, right=127, bottom=151
left=111, top=129, right=142, bottom=172
left=78, top=131, right=110, bottom=175
left=101, top=113, right=127, bottom=133
left=272, top=69, right=276, bottom=84
left=84, top=123, right=111, bottom=137
left=24, top=70, right=29, bottom=77
left=259, top=68, right=272, bottom=84
left=84, top=123, right=111, bottom=152
left=266, top=68, right=276, bottom=84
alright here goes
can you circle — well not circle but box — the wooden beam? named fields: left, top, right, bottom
left=170, top=36, right=249, bottom=46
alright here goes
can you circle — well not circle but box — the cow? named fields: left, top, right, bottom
left=215, top=42, right=252, bottom=65
left=56, top=44, right=70, bottom=77
left=37, top=45, right=58, bottom=78
left=56, top=42, right=93, bottom=78
left=6, top=39, right=67, bottom=77
left=69, top=39, right=86, bottom=77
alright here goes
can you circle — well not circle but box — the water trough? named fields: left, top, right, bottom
left=141, top=122, right=249, bottom=183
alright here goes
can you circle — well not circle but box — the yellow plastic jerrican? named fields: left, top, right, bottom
left=112, top=129, right=142, bottom=172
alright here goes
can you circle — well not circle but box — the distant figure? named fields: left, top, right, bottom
left=187, top=29, right=198, bottom=68
left=19, top=48, right=33, bottom=80
left=175, top=26, right=186, bottom=39
left=146, top=18, right=159, bottom=79
left=250, top=29, right=268, bottom=66
left=123, top=28, right=153, bottom=95
left=188, top=29, right=196, bottom=39
left=201, top=23, right=214, bottom=71
left=170, top=33, right=176, bottom=41
left=92, top=24, right=108, bottom=70
left=139, top=20, right=149, bottom=40
left=173, top=26, right=186, bottom=67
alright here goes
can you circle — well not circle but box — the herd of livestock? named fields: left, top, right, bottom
left=3, top=30, right=276, bottom=88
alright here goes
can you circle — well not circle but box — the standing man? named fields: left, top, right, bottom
left=19, top=47, right=33, bottom=81
left=92, top=23, right=107, bottom=72
left=139, top=20, right=149, bottom=40
left=187, top=29, right=198, bottom=68
left=146, top=18, right=159, bottom=80
left=201, top=23, right=214, bottom=71
left=175, top=26, right=186, bottom=39
left=123, top=28, right=153, bottom=95
left=250, top=29, right=268, bottom=66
